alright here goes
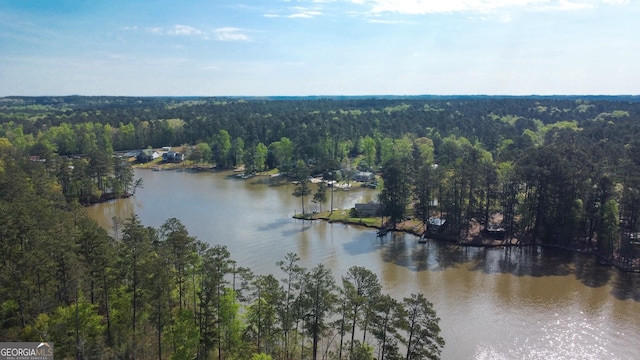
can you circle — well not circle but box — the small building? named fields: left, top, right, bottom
left=122, top=150, right=140, bottom=158
left=353, top=171, right=375, bottom=183
left=162, top=151, right=185, bottom=163
left=354, top=202, right=381, bottom=217
left=427, top=217, right=447, bottom=232
left=137, top=149, right=160, bottom=163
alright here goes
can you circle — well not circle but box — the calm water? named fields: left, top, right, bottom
left=86, top=169, right=640, bottom=360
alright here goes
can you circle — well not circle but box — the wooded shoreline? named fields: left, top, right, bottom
left=294, top=211, right=640, bottom=273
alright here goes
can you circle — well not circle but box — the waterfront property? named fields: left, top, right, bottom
left=136, top=149, right=160, bottom=163
left=162, top=150, right=185, bottom=163
left=354, top=202, right=381, bottom=217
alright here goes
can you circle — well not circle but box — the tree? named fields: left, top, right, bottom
left=75, top=213, right=116, bottom=345
left=276, top=253, right=305, bottom=360
left=379, top=158, right=412, bottom=226
left=360, top=136, right=377, bottom=170
left=218, top=289, right=245, bottom=358
left=371, top=295, right=403, bottom=360
left=255, top=142, right=268, bottom=172
left=293, top=180, right=312, bottom=215
left=312, top=183, right=328, bottom=213
left=40, top=294, right=106, bottom=359
left=232, top=137, right=245, bottom=167
left=159, top=218, right=197, bottom=309
left=401, top=293, right=444, bottom=360
left=191, top=142, right=212, bottom=165
left=342, top=266, right=382, bottom=359
left=269, top=137, right=294, bottom=171
left=599, top=199, right=620, bottom=260
left=300, top=264, right=337, bottom=360
left=148, top=243, right=172, bottom=360
left=199, top=244, right=233, bottom=359
left=292, top=160, right=312, bottom=215
left=212, top=130, right=232, bottom=168
left=414, top=163, right=435, bottom=226
left=168, top=309, right=199, bottom=360
left=119, top=214, right=155, bottom=359
left=113, top=157, right=135, bottom=197
left=247, top=275, right=281, bottom=356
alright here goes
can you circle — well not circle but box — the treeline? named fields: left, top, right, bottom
left=0, top=151, right=443, bottom=360
left=2, top=96, right=640, bottom=266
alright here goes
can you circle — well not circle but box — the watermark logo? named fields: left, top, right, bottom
left=0, top=342, right=53, bottom=360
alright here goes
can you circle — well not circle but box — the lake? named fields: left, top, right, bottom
left=86, top=169, right=640, bottom=360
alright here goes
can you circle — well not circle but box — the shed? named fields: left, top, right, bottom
left=354, top=202, right=381, bottom=217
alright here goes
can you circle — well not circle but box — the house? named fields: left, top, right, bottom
left=121, top=150, right=140, bottom=158
left=162, top=150, right=185, bottom=163
left=137, top=149, right=160, bottom=163
left=354, top=202, right=381, bottom=217
left=427, top=217, right=447, bottom=232
left=353, top=171, right=375, bottom=183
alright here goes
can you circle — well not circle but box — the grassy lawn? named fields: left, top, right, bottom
left=294, top=209, right=383, bottom=229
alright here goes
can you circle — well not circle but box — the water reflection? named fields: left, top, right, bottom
left=342, top=231, right=383, bottom=256
left=85, top=169, right=640, bottom=360
left=611, top=272, right=640, bottom=301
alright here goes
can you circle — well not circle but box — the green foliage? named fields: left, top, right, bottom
left=42, top=295, right=106, bottom=359
left=292, top=161, right=312, bottom=214
left=5, top=94, right=640, bottom=358
left=359, top=136, right=377, bottom=169
left=599, top=199, right=620, bottom=258
left=251, top=353, right=273, bottom=360
left=212, top=129, right=232, bottom=168
left=378, top=158, right=412, bottom=225
left=402, top=293, right=444, bottom=360
left=168, top=309, right=199, bottom=360
left=191, top=142, right=212, bottom=164
left=312, top=183, right=328, bottom=212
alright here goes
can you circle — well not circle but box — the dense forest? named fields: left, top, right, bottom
left=2, top=95, right=640, bottom=358
left=0, top=145, right=443, bottom=359
left=2, top=95, right=640, bottom=266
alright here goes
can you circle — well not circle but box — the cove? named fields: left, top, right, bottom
left=86, top=169, right=640, bottom=360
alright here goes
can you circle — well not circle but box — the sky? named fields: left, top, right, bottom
left=0, top=0, right=638, bottom=96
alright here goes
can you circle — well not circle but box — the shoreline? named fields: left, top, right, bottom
left=295, top=211, right=640, bottom=273
left=117, top=167, right=640, bottom=274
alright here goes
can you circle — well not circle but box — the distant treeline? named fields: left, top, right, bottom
left=1, top=96, right=640, bottom=269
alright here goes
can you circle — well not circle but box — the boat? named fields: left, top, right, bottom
left=377, top=226, right=391, bottom=237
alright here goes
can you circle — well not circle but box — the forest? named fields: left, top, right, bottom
left=2, top=95, right=640, bottom=358
left=2, top=95, right=640, bottom=265
left=0, top=145, right=442, bottom=359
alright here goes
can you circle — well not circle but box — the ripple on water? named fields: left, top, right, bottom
left=474, top=314, right=619, bottom=360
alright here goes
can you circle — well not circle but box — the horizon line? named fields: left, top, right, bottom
left=2, top=94, right=640, bottom=99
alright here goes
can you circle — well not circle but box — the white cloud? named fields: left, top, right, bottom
left=347, top=0, right=617, bottom=14
left=145, top=25, right=205, bottom=36
left=288, top=7, right=323, bottom=18
left=147, top=27, right=165, bottom=35
left=141, top=25, right=249, bottom=41
left=289, top=11, right=323, bottom=18
left=167, top=25, right=204, bottom=36
left=215, top=27, right=249, bottom=41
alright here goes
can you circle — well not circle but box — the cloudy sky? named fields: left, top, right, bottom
left=0, top=0, right=638, bottom=96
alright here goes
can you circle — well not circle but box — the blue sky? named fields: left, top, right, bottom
left=0, top=0, right=638, bottom=96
